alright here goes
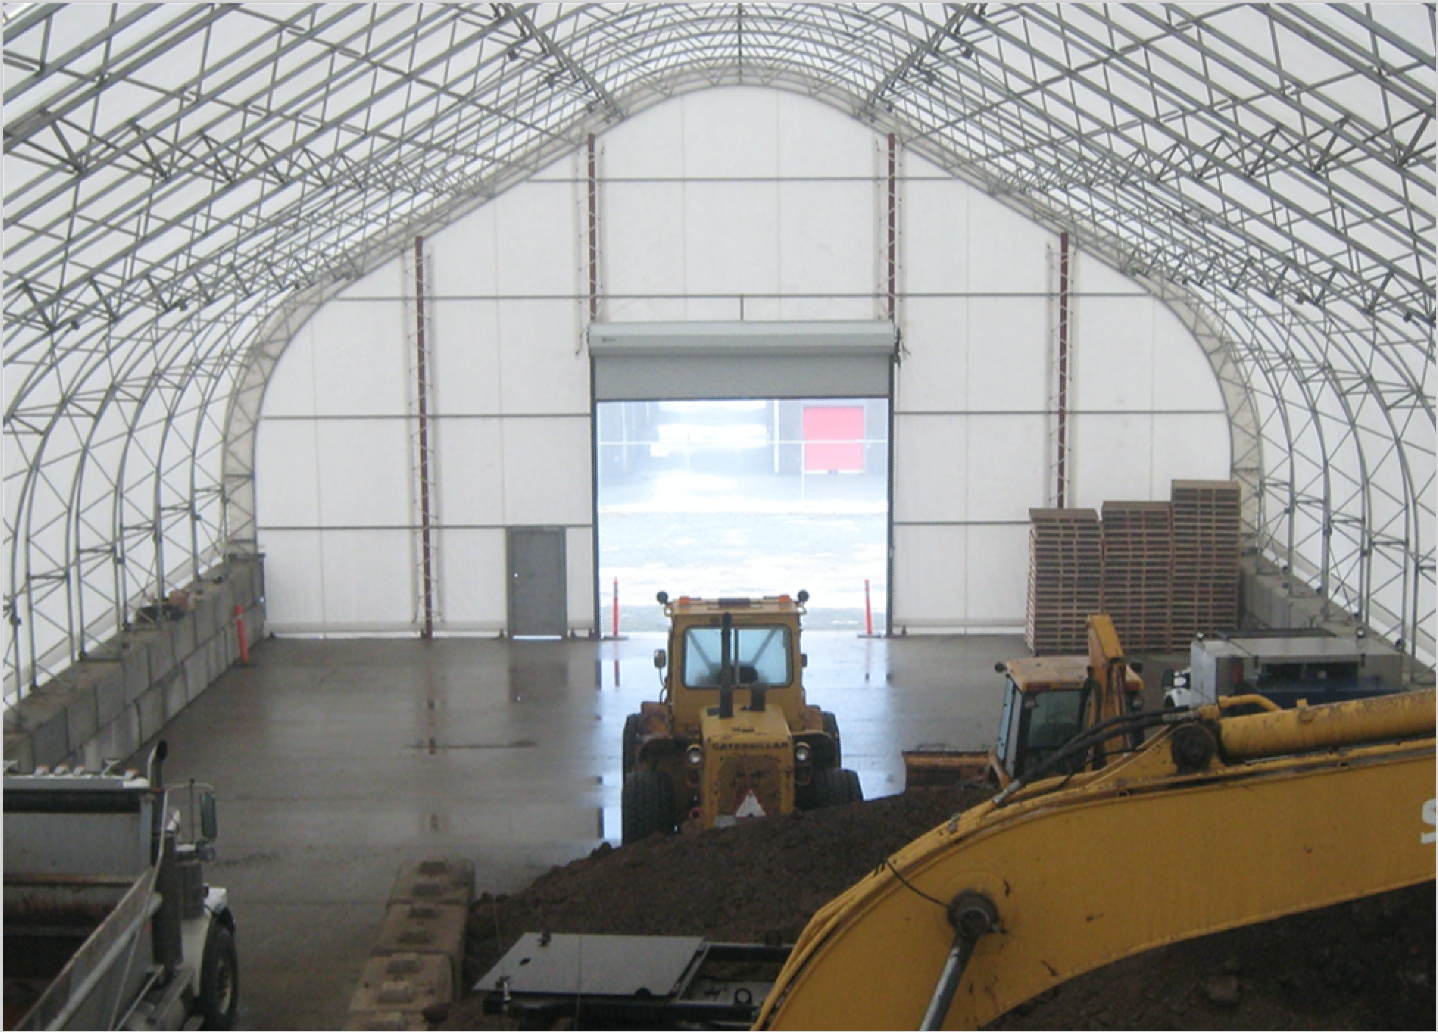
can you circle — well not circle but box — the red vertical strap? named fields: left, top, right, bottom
left=887, top=132, right=898, bottom=322
left=415, top=237, right=435, bottom=639
left=588, top=133, right=600, bottom=323
left=1056, top=231, right=1072, bottom=511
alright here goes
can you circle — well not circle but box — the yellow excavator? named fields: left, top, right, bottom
left=758, top=685, right=1436, bottom=1029
left=478, top=652, right=1436, bottom=1029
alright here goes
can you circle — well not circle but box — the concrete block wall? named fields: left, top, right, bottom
left=346, top=858, right=474, bottom=1030
left=1240, top=553, right=1434, bottom=688
left=3, top=555, right=265, bottom=773
left=1242, top=554, right=1361, bottom=637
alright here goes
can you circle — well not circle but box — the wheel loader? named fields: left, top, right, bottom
left=620, top=591, right=862, bottom=844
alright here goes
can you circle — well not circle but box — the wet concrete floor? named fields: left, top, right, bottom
left=147, top=630, right=1170, bottom=1029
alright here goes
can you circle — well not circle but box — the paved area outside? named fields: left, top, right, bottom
left=599, top=469, right=889, bottom=631
left=148, top=630, right=1036, bottom=1029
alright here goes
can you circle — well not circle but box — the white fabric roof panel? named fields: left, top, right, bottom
left=3, top=3, right=1434, bottom=693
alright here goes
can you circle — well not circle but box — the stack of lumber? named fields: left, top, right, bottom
left=1026, top=508, right=1102, bottom=654
left=1100, top=501, right=1174, bottom=652
left=1170, top=480, right=1243, bottom=643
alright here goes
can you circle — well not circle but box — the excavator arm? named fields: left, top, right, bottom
left=756, top=689, right=1436, bottom=1030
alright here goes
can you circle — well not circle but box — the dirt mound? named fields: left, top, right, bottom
left=442, top=788, right=1434, bottom=1029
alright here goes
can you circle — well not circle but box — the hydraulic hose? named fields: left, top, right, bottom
left=992, top=709, right=1186, bottom=807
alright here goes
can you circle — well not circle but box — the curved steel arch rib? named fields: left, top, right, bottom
left=4, top=3, right=1433, bottom=695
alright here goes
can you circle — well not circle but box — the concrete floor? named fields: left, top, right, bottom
left=147, top=630, right=1175, bottom=1030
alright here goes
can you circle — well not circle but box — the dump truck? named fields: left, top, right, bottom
left=620, top=591, right=862, bottom=843
left=477, top=687, right=1436, bottom=1028
left=904, top=613, right=1143, bottom=790
left=3, top=743, right=238, bottom=1031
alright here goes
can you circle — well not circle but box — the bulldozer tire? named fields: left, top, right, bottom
left=822, top=710, right=842, bottom=767
left=813, top=767, right=863, bottom=808
left=622, top=769, right=674, bottom=845
left=622, top=713, right=640, bottom=776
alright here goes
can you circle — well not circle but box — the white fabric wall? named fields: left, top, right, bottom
left=256, top=87, right=1229, bottom=635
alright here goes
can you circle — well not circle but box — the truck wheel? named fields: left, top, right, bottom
left=622, top=770, right=674, bottom=845
left=813, top=767, right=863, bottom=808
left=622, top=714, right=640, bottom=776
left=198, top=922, right=238, bottom=1030
left=822, top=711, right=842, bottom=767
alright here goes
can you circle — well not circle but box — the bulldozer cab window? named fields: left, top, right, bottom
left=683, top=626, right=791, bottom=688
left=1014, top=689, right=1086, bottom=778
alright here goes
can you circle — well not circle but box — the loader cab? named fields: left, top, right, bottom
left=656, top=592, right=809, bottom=734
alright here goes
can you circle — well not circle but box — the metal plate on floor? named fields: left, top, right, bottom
left=478, top=933, right=706, bottom=999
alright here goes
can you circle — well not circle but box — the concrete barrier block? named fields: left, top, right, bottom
left=213, top=579, right=236, bottom=624
left=78, top=659, right=129, bottom=727
left=220, top=616, right=239, bottom=666
left=162, top=668, right=188, bottom=721
left=388, top=858, right=474, bottom=907
left=245, top=604, right=265, bottom=649
left=5, top=732, right=34, bottom=772
left=371, top=902, right=467, bottom=981
left=14, top=693, right=71, bottom=769
left=197, top=581, right=232, bottom=640
left=232, top=555, right=265, bottom=609
left=174, top=606, right=200, bottom=663
left=60, top=685, right=99, bottom=753
left=146, top=625, right=177, bottom=683
left=135, top=682, right=168, bottom=742
left=229, top=560, right=254, bottom=609
left=183, top=648, right=210, bottom=705
left=86, top=707, right=141, bottom=771
left=212, top=630, right=231, bottom=676
left=341, top=1010, right=427, bottom=1031
left=347, top=953, right=452, bottom=1016
left=116, top=634, right=154, bottom=704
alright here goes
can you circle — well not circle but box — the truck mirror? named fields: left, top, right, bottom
left=200, top=791, right=219, bottom=842
left=653, top=649, right=667, bottom=670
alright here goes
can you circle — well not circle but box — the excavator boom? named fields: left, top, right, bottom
left=757, top=689, right=1436, bottom=1030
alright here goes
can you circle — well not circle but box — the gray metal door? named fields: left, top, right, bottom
left=507, top=527, right=567, bottom=637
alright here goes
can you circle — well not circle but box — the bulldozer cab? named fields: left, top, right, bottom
left=656, top=593, right=808, bottom=734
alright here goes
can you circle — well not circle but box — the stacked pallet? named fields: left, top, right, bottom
left=1100, top=501, right=1174, bottom=652
left=1170, top=480, right=1243, bottom=643
left=1026, top=508, right=1103, bottom=654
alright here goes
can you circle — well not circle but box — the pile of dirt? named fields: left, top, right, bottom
left=440, top=788, right=1434, bottom=1030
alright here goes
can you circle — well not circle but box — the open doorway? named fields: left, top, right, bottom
left=596, top=399, right=889, bottom=632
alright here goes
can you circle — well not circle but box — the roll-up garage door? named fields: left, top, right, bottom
left=588, top=321, right=896, bottom=401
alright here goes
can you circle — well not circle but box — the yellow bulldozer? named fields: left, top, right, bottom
left=620, top=591, right=862, bottom=843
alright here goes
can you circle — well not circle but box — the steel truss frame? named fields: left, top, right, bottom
left=4, top=4, right=1433, bottom=697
